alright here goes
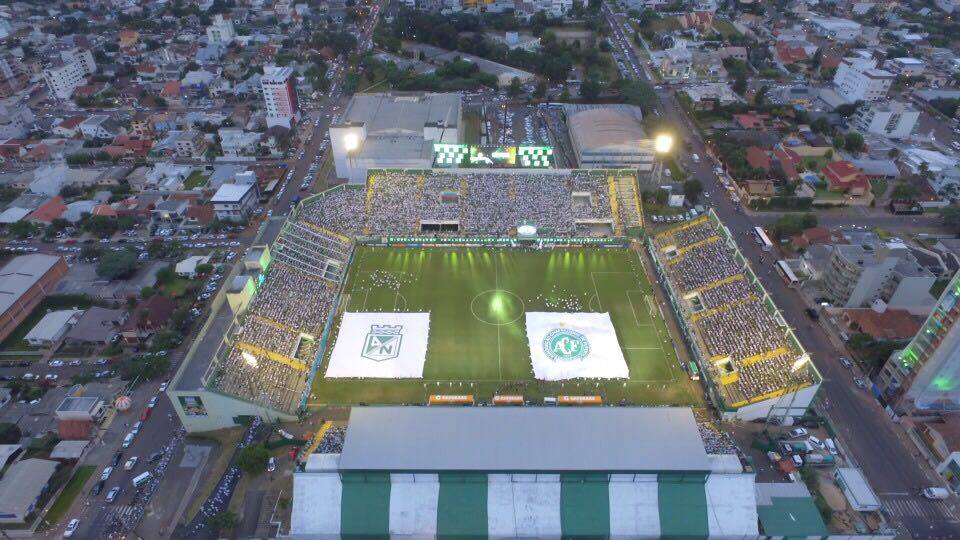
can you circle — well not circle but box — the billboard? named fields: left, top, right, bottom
left=433, top=144, right=554, bottom=168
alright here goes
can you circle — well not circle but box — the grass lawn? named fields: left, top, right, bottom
left=160, top=276, right=193, bottom=299
left=712, top=19, right=741, bottom=39
left=813, top=188, right=847, bottom=201
left=870, top=178, right=888, bottom=199
left=0, top=296, right=94, bottom=352
left=184, top=171, right=209, bottom=190
left=36, top=465, right=94, bottom=532
left=310, top=247, right=700, bottom=407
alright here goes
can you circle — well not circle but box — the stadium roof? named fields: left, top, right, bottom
left=0, top=255, right=62, bottom=316
left=566, top=105, right=653, bottom=156
left=338, top=93, right=460, bottom=137
left=339, top=407, right=711, bottom=472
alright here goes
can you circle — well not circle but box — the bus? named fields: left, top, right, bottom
left=775, top=260, right=800, bottom=288
left=753, top=226, right=774, bottom=252
left=688, top=361, right=700, bottom=381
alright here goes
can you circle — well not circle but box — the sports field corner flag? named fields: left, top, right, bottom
left=325, top=312, right=430, bottom=378
left=525, top=312, right=629, bottom=381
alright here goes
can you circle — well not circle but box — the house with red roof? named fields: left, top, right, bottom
left=28, top=196, right=67, bottom=224
left=92, top=204, right=118, bottom=218
left=746, top=146, right=772, bottom=171
left=773, top=146, right=801, bottom=181
left=160, top=80, right=182, bottom=105
left=776, top=41, right=808, bottom=64
left=734, top=113, right=772, bottom=130
left=677, top=11, right=714, bottom=31
left=103, top=134, right=153, bottom=160
left=822, top=160, right=872, bottom=200
left=53, top=116, right=86, bottom=138
left=136, top=63, right=158, bottom=82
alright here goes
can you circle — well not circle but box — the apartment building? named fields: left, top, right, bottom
left=833, top=57, right=894, bottom=102
left=854, top=100, right=920, bottom=139
left=260, top=66, right=299, bottom=129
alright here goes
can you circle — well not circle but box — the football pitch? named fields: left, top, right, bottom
left=309, top=246, right=702, bottom=406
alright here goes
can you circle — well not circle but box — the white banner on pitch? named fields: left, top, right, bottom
left=525, top=312, right=628, bottom=381
left=325, top=312, right=430, bottom=378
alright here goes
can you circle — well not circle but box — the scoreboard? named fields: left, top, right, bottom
left=433, top=144, right=554, bottom=168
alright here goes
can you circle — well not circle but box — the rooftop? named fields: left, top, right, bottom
left=211, top=183, right=255, bottom=203
left=0, top=255, right=64, bottom=316
left=339, top=92, right=461, bottom=137
left=339, top=407, right=711, bottom=473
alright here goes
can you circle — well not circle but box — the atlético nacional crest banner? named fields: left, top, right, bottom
left=525, top=312, right=629, bottom=381
left=325, top=312, right=431, bottom=378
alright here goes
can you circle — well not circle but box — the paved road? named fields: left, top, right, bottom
left=600, top=3, right=960, bottom=537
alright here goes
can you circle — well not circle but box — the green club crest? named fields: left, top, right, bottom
left=543, top=328, right=590, bottom=361
left=362, top=325, right=403, bottom=361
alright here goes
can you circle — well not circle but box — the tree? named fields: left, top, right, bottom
left=118, top=356, right=169, bottom=380
left=508, top=76, right=522, bottom=97
left=0, top=423, right=21, bottom=444
left=683, top=179, right=703, bottom=204
left=579, top=78, right=601, bottom=101
left=942, top=206, right=960, bottom=234
left=891, top=182, right=920, bottom=200
left=96, top=249, right=139, bottom=280
left=207, top=510, right=238, bottom=533
left=83, top=215, right=118, bottom=237
left=8, top=221, right=35, bottom=238
left=617, top=80, right=658, bottom=115
left=810, top=117, right=833, bottom=135
left=195, top=263, right=214, bottom=275
left=843, top=131, right=865, bottom=153
left=770, top=212, right=817, bottom=240
left=237, top=444, right=270, bottom=476
left=533, top=80, right=547, bottom=99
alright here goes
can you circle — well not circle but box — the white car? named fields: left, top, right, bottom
left=101, top=466, right=114, bottom=481
left=105, top=486, right=120, bottom=503
left=807, top=436, right=825, bottom=450
left=44, top=374, right=58, bottom=381
left=48, top=360, right=64, bottom=367
left=132, top=421, right=142, bottom=435
left=267, top=457, right=276, bottom=472
left=64, top=518, right=80, bottom=537
left=124, top=457, right=139, bottom=470
left=788, top=427, right=808, bottom=439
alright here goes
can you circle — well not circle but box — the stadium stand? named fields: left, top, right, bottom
left=649, top=213, right=818, bottom=413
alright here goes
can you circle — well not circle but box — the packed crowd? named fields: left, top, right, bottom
left=698, top=422, right=739, bottom=455
left=317, top=426, right=346, bottom=454
left=296, top=172, right=622, bottom=236
left=211, top=262, right=336, bottom=414
left=653, top=218, right=815, bottom=405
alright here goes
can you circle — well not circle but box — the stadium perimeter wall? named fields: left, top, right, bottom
left=646, top=210, right=822, bottom=422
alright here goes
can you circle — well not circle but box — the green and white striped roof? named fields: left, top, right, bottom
left=290, top=466, right=759, bottom=538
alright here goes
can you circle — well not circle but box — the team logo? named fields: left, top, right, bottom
left=362, top=325, right=403, bottom=361
left=543, top=328, right=590, bottom=361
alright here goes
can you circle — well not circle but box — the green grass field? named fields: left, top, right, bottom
left=309, top=246, right=701, bottom=406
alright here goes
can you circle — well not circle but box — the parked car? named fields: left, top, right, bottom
left=68, top=359, right=82, bottom=366
left=267, top=457, right=276, bottom=472
left=48, top=360, right=64, bottom=367
left=788, top=427, right=808, bottom=439
left=839, top=357, right=852, bottom=369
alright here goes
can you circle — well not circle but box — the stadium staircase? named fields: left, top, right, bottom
left=691, top=273, right=745, bottom=295
left=613, top=175, right=643, bottom=231
left=740, top=346, right=790, bottom=367
left=665, top=235, right=721, bottom=262
left=654, top=215, right=709, bottom=240
left=250, top=314, right=298, bottom=336
left=298, top=421, right=333, bottom=461
left=363, top=175, right=377, bottom=235
left=460, top=178, right=469, bottom=223
left=689, top=294, right=757, bottom=323
left=607, top=177, right=623, bottom=236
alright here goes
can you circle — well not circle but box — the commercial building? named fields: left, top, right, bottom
left=854, top=100, right=920, bottom=139
left=821, top=232, right=936, bottom=315
left=878, top=272, right=960, bottom=412
left=0, top=458, right=59, bottom=523
left=833, top=57, right=894, bottom=103
left=173, top=130, right=207, bottom=158
left=289, top=407, right=759, bottom=538
left=0, top=255, right=68, bottom=343
left=42, top=48, right=96, bottom=100
left=809, top=17, right=863, bottom=42
left=211, top=183, right=258, bottom=221
left=79, top=114, right=124, bottom=140
left=206, top=14, right=237, bottom=44
left=62, top=306, right=126, bottom=347
left=331, top=92, right=462, bottom=183
left=886, top=57, right=925, bottom=76
left=261, top=66, right=299, bottom=129
left=564, top=105, right=656, bottom=171
left=0, top=53, right=28, bottom=98
left=23, top=309, right=82, bottom=347
left=55, top=395, right=106, bottom=422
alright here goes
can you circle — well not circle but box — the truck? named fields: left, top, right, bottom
left=802, top=453, right=836, bottom=466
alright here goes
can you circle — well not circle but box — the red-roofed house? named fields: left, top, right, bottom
left=137, top=63, right=158, bottom=82
left=746, top=146, right=772, bottom=171
left=53, top=116, right=86, bottom=138
left=161, top=80, right=182, bottom=105
left=790, top=226, right=843, bottom=249
left=734, top=113, right=772, bottom=130
left=29, top=196, right=67, bottom=224
left=773, top=147, right=801, bottom=181
left=822, top=160, right=871, bottom=197
left=92, top=204, right=118, bottom=217
left=678, top=11, right=714, bottom=31
left=776, top=41, right=808, bottom=64
left=0, top=139, right=27, bottom=161
left=103, top=135, right=153, bottom=160
left=841, top=308, right=921, bottom=341
left=121, top=294, right=176, bottom=344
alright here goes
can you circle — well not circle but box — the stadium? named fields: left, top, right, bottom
left=164, top=153, right=822, bottom=432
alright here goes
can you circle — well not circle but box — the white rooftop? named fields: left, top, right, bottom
left=24, top=309, right=81, bottom=342
left=211, top=183, right=255, bottom=203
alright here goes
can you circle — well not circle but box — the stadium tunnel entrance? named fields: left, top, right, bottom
left=420, top=220, right=460, bottom=233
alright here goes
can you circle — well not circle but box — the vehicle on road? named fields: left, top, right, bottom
left=132, top=421, right=142, bottom=434
left=122, top=432, right=135, bottom=448
left=64, top=518, right=80, bottom=537
left=68, top=359, right=81, bottom=366
left=854, top=377, right=868, bottom=389
left=789, top=427, right=808, bottom=438
left=91, top=479, right=105, bottom=495
left=124, top=457, right=139, bottom=470
left=101, top=466, right=114, bottom=481
left=149, top=451, right=163, bottom=463
left=267, top=457, right=276, bottom=472
left=111, top=452, right=123, bottom=467
left=105, top=486, right=121, bottom=503
left=922, top=487, right=951, bottom=500
left=132, top=471, right=152, bottom=488
left=839, top=357, right=852, bottom=369
left=48, top=360, right=64, bottom=367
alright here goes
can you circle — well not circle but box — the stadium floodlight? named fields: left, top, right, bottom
left=343, top=133, right=359, bottom=152
left=654, top=134, right=673, bottom=154
left=791, top=354, right=811, bottom=372
left=242, top=351, right=258, bottom=367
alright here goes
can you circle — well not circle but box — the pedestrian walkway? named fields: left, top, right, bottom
left=881, top=494, right=960, bottom=521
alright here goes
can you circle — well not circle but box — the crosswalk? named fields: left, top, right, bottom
left=882, top=495, right=960, bottom=521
